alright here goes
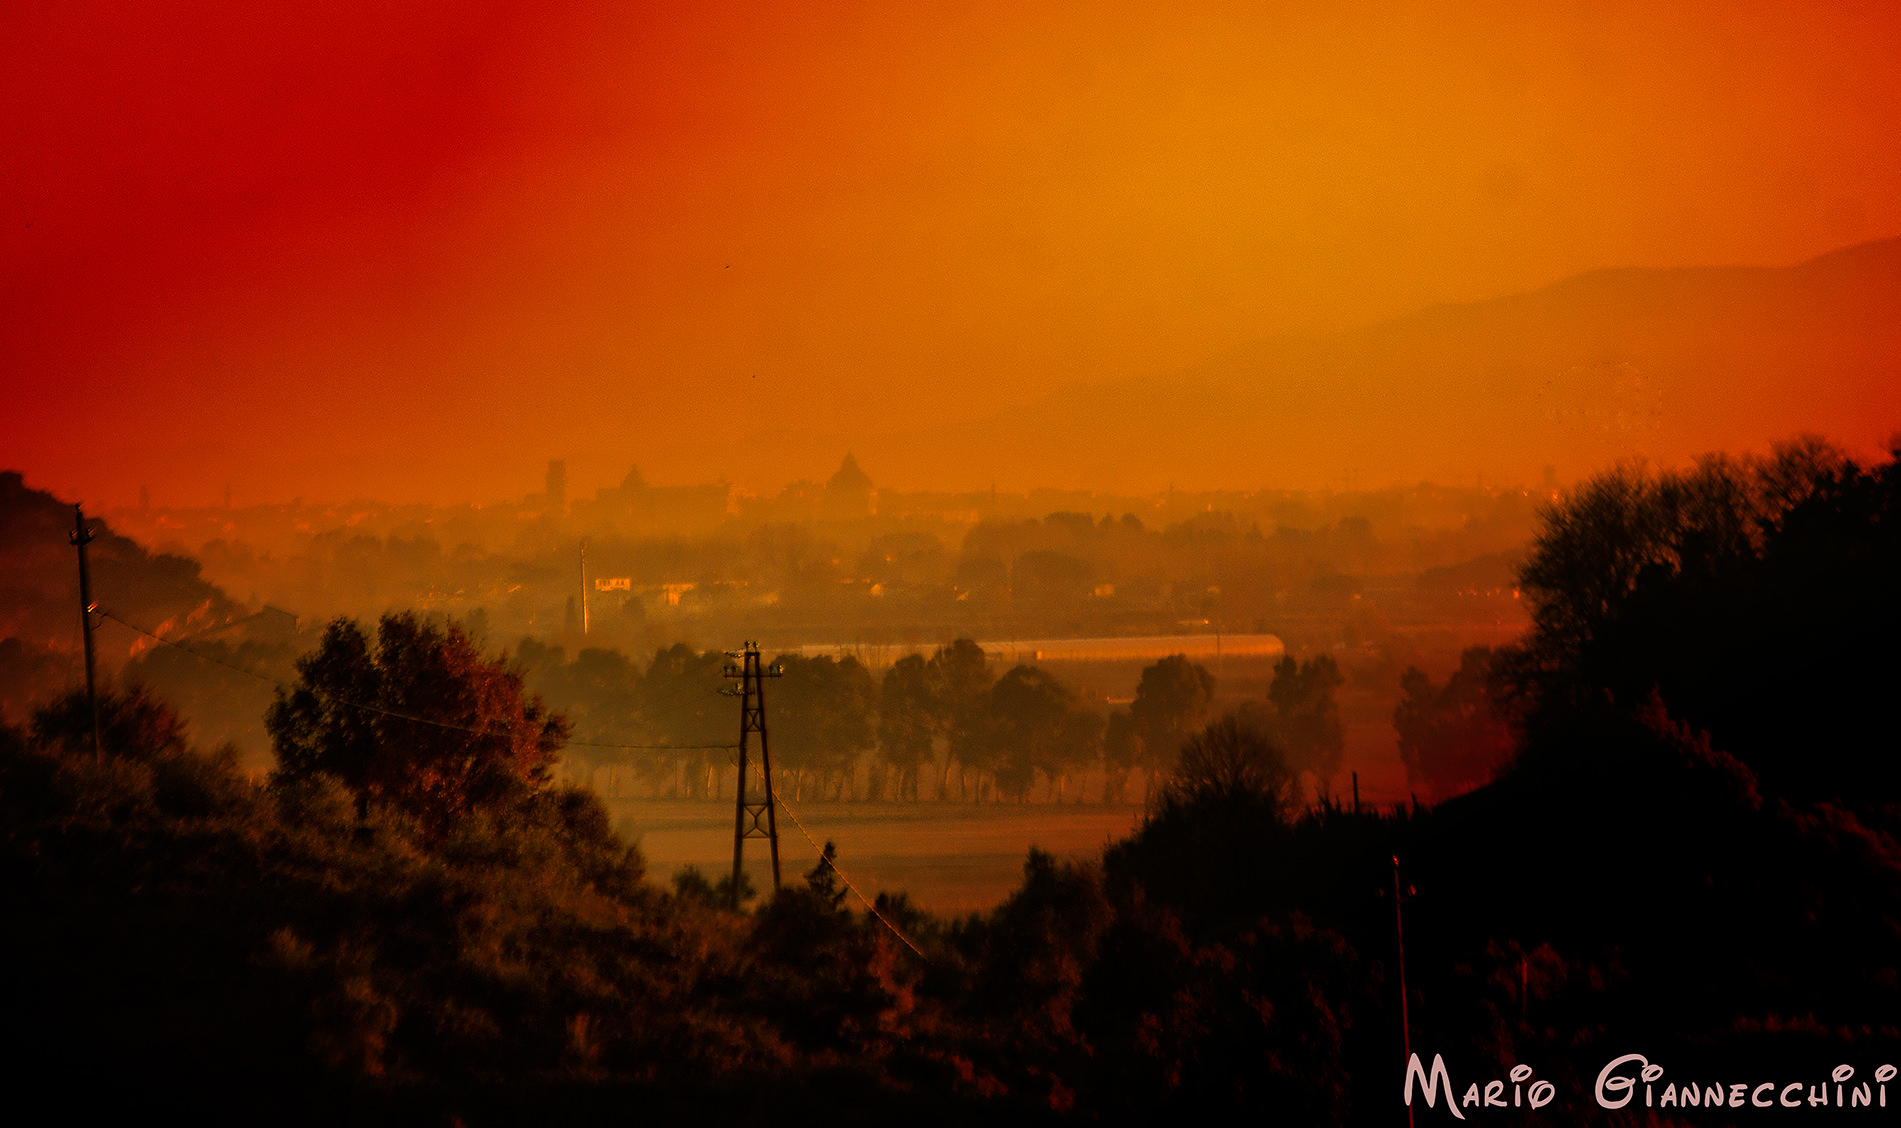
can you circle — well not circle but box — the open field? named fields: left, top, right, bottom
left=608, top=799, right=1150, bottom=915
left=595, top=705, right=1420, bottom=916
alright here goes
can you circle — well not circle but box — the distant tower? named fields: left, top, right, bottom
left=821, top=454, right=874, bottom=519
left=546, top=460, right=568, bottom=516
left=138, top=485, right=151, bottom=513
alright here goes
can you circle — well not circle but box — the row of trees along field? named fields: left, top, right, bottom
left=4, top=437, right=1898, bottom=1122
left=512, top=631, right=1372, bottom=804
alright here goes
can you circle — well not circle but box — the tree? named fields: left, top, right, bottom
left=1266, top=655, right=1344, bottom=783
left=803, top=840, right=847, bottom=912
left=1049, top=706, right=1105, bottom=802
left=267, top=614, right=568, bottom=837
left=1101, top=709, right=1143, bottom=804
left=1163, top=710, right=1294, bottom=812
left=517, top=642, right=643, bottom=785
left=987, top=665, right=1094, bottom=802
left=1499, top=438, right=1901, bottom=802
left=1124, top=655, right=1216, bottom=798
left=930, top=638, right=994, bottom=799
left=877, top=653, right=940, bottom=801
left=32, top=681, right=190, bottom=762
left=1394, top=646, right=1514, bottom=801
left=1010, top=549, right=1095, bottom=611
left=771, top=654, right=877, bottom=799
left=635, top=643, right=731, bottom=798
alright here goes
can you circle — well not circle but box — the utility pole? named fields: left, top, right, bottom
left=723, top=641, right=783, bottom=908
left=579, top=540, right=589, bottom=636
left=70, top=504, right=103, bottom=763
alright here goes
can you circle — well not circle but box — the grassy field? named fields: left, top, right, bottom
left=608, top=798, right=1149, bottom=914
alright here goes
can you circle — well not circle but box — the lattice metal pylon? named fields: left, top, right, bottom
left=723, top=641, right=783, bottom=908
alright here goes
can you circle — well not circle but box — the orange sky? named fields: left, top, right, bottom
left=4, top=1, right=1899, bottom=506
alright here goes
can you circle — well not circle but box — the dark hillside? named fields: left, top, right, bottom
left=0, top=470, right=245, bottom=721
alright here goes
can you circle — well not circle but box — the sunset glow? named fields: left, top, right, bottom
left=7, top=7, right=1901, bottom=1115
left=5, top=1, right=1899, bottom=502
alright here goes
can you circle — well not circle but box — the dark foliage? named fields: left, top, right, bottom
left=1498, top=437, right=1901, bottom=804
left=1, top=689, right=1017, bottom=1124
left=1110, top=653, right=1216, bottom=791
left=1162, top=708, right=1295, bottom=811
left=1267, top=653, right=1346, bottom=780
left=1394, top=645, right=1514, bottom=800
left=268, top=614, right=568, bottom=839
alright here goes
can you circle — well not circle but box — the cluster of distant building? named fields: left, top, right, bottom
left=532, top=455, right=878, bottom=536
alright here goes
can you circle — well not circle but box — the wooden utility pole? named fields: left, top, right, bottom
left=70, top=504, right=103, bottom=763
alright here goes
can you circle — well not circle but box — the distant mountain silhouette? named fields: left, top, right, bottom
left=818, top=237, right=1901, bottom=490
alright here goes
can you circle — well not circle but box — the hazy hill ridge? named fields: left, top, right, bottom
left=0, top=471, right=241, bottom=664
left=813, top=237, right=1901, bottom=492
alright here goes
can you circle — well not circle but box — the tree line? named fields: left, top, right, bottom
left=514, top=633, right=1364, bottom=805
left=390, top=622, right=1511, bottom=807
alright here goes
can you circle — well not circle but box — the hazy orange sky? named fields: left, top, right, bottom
left=4, top=1, right=1899, bottom=506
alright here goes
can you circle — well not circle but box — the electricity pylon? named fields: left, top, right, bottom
left=722, top=642, right=783, bottom=908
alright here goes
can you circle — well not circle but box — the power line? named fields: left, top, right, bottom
left=774, top=794, right=930, bottom=963
left=95, top=610, right=737, bottom=753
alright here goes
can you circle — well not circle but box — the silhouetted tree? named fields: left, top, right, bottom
left=804, top=840, right=847, bottom=911
left=877, top=653, right=939, bottom=801
left=33, top=681, right=190, bottom=762
left=1394, top=646, right=1513, bottom=800
left=1049, top=706, right=1104, bottom=802
left=1163, top=710, right=1295, bottom=813
left=771, top=654, right=877, bottom=799
left=1125, top=654, right=1216, bottom=800
left=1101, top=709, right=1142, bottom=804
left=716, top=868, right=759, bottom=908
left=1266, top=654, right=1344, bottom=783
left=267, top=614, right=568, bottom=837
left=987, top=665, right=1089, bottom=802
left=1498, top=436, right=1901, bottom=802
left=1010, top=549, right=1096, bottom=611
left=960, top=848, right=1113, bottom=1046
left=635, top=643, right=730, bottom=797
left=517, top=641, right=643, bottom=785
left=670, top=864, right=720, bottom=906
left=930, top=638, right=993, bottom=800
